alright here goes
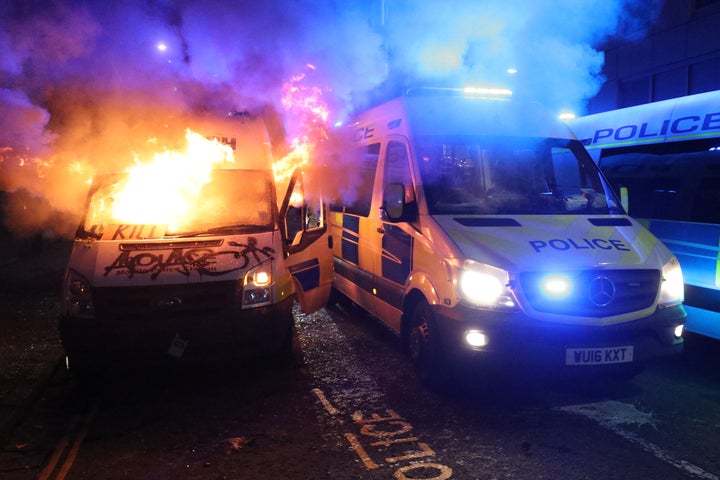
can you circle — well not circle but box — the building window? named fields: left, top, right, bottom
left=619, top=77, right=651, bottom=108
left=689, top=58, right=720, bottom=94
left=694, top=0, right=720, bottom=9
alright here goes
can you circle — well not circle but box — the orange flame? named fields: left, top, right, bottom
left=273, top=65, right=331, bottom=185
left=108, top=129, right=235, bottom=232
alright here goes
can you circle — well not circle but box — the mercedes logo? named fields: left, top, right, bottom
left=588, top=276, right=615, bottom=307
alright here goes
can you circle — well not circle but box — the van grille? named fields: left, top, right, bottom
left=93, top=281, right=236, bottom=319
left=518, top=269, right=660, bottom=317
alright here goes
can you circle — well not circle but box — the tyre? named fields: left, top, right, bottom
left=270, top=316, right=301, bottom=367
left=65, top=352, right=104, bottom=387
left=407, top=301, right=448, bottom=389
left=328, top=286, right=350, bottom=308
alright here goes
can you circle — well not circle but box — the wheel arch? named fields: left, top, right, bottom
left=400, top=271, right=442, bottom=346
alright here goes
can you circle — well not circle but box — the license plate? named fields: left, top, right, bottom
left=565, top=346, right=634, bottom=365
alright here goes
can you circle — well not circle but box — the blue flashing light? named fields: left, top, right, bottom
left=540, top=274, right=573, bottom=300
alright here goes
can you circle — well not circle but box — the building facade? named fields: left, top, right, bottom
left=589, top=0, right=720, bottom=113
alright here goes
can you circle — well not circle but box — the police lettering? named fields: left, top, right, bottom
left=209, top=135, right=237, bottom=150
left=353, top=124, right=376, bottom=142
left=590, top=111, right=720, bottom=145
left=529, top=238, right=630, bottom=253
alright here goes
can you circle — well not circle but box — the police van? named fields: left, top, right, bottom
left=327, top=88, right=686, bottom=385
left=569, top=90, right=720, bottom=341
left=59, top=113, right=333, bottom=374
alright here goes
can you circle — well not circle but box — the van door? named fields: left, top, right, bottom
left=280, top=168, right=333, bottom=313
left=373, top=138, right=417, bottom=331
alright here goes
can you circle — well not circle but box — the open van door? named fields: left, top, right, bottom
left=280, top=168, right=333, bottom=313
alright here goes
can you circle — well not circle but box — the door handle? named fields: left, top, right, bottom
left=376, top=227, right=385, bottom=234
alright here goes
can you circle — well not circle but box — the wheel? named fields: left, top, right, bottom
left=269, top=315, right=301, bottom=367
left=64, top=353, right=104, bottom=387
left=407, top=301, right=447, bottom=389
left=328, top=287, right=349, bottom=308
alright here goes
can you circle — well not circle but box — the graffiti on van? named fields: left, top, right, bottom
left=104, top=237, right=275, bottom=280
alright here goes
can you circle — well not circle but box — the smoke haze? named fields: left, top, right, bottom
left=0, top=0, right=659, bottom=239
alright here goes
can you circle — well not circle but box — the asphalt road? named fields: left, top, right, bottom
left=1, top=296, right=719, bottom=480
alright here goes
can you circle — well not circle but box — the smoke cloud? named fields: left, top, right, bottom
left=0, top=0, right=659, bottom=239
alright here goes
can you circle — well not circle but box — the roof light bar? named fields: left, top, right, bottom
left=405, top=86, right=513, bottom=98
left=463, top=86, right=513, bottom=98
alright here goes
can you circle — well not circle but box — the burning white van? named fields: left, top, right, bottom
left=59, top=115, right=332, bottom=374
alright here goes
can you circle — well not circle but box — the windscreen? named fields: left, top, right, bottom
left=416, top=136, right=622, bottom=215
left=80, top=169, right=276, bottom=239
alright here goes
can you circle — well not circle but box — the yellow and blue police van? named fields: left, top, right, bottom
left=569, top=90, right=720, bottom=341
left=327, top=88, right=686, bottom=385
left=59, top=113, right=333, bottom=375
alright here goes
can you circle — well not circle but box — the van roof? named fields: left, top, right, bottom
left=568, top=90, right=720, bottom=150
left=350, top=95, right=574, bottom=141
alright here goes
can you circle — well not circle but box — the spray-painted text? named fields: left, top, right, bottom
left=104, top=237, right=274, bottom=280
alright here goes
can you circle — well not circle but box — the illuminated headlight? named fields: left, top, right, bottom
left=241, top=264, right=273, bottom=308
left=458, top=261, right=516, bottom=310
left=658, top=257, right=684, bottom=308
left=63, top=269, right=95, bottom=319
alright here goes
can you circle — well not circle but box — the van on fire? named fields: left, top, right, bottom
left=327, top=88, right=686, bottom=386
left=59, top=113, right=333, bottom=374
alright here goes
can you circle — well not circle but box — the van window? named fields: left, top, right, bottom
left=384, top=141, right=416, bottom=204
left=693, top=177, right=720, bottom=223
left=600, top=149, right=720, bottom=222
left=81, top=169, right=275, bottom=239
left=416, top=136, right=619, bottom=215
left=329, top=143, right=380, bottom=217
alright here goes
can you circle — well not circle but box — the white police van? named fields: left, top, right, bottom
left=569, top=90, right=720, bottom=340
left=328, top=88, right=686, bottom=385
left=59, top=114, right=333, bottom=374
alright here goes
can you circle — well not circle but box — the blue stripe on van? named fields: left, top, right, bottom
left=341, top=214, right=360, bottom=265
left=289, top=258, right=320, bottom=291
left=381, top=223, right=413, bottom=285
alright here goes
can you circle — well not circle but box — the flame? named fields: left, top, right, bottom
left=109, top=129, right=235, bottom=232
left=273, top=65, right=331, bottom=185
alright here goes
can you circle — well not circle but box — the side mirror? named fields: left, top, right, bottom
left=383, top=183, right=405, bottom=221
left=620, top=186, right=629, bottom=214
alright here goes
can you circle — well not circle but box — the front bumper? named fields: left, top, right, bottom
left=59, top=295, right=294, bottom=365
left=432, top=303, right=686, bottom=372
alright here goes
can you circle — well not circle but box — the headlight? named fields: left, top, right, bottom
left=63, top=269, right=95, bottom=318
left=241, top=264, right=273, bottom=308
left=458, top=260, right=516, bottom=310
left=658, top=257, right=684, bottom=308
